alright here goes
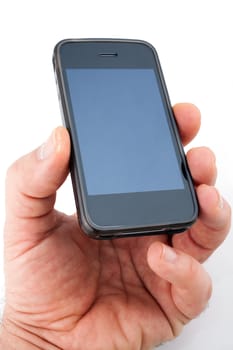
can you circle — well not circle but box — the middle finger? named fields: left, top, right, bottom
left=187, top=147, right=217, bottom=186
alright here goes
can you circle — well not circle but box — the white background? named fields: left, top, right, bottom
left=0, top=1, right=232, bottom=349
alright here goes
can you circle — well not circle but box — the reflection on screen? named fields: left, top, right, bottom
left=66, top=68, right=184, bottom=195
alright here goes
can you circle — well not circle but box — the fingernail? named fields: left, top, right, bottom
left=216, top=188, right=224, bottom=209
left=162, top=246, right=177, bottom=263
left=219, top=196, right=224, bottom=209
left=37, top=130, right=56, bottom=160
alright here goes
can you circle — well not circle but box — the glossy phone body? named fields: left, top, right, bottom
left=53, top=39, right=198, bottom=239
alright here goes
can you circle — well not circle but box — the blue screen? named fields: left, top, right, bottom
left=66, top=68, right=184, bottom=195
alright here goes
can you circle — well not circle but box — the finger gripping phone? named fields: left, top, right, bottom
left=53, top=39, right=198, bottom=239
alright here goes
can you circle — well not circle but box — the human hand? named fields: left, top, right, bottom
left=1, top=104, right=231, bottom=350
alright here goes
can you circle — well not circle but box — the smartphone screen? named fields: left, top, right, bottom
left=54, top=40, right=198, bottom=238
left=66, top=68, right=184, bottom=195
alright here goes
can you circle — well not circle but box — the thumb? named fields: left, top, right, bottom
left=4, top=127, right=70, bottom=245
left=147, top=242, right=212, bottom=320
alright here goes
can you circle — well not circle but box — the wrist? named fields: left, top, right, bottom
left=0, top=316, right=57, bottom=350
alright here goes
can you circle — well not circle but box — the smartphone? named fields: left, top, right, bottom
left=53, top=39, right=198, bottom=239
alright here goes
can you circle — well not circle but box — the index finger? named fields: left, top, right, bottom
left=173, top=103, right=201, bottom=146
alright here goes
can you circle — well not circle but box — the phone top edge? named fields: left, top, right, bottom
left=53, top=38, right=157, bottom=54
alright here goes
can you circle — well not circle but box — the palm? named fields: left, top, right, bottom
left=5, top=210, right=188, bottom=350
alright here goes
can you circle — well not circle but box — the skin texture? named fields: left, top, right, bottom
left=1, top=103, right=231, bottom=350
